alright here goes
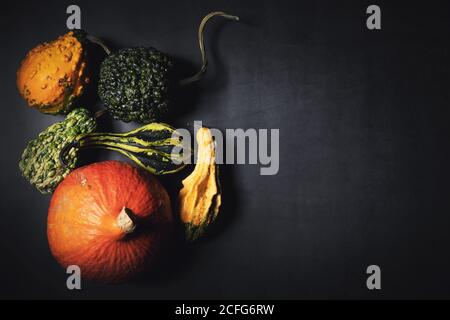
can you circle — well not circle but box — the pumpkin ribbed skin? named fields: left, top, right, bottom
left=47, top=161, right=172, bottom=283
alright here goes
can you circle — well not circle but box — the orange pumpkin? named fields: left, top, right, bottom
left=47, top=161, right=172, bottom=283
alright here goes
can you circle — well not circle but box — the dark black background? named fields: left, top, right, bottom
left=1, top=0, right=450, bottom=299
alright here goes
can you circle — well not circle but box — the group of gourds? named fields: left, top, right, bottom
left=17, top=12, right=239, bottom=242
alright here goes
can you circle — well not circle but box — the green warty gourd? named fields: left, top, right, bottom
left=19, top=108, right=97, bottom=194
left=19, top=108, right=187, bottom=194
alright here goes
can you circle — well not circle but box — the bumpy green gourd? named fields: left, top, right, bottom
left=98, top=47, right=172, bottom=123
left=19, top=108, right=97, bottom=194
left=96, top=12, right=239, bottom=123
left=19, top=108, right=187, bottom=194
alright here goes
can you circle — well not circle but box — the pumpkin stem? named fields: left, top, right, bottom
left=86, top=34, right=111, bottom=55
left=117, top=207, right=136, bottom=234
left=179, top=11, right=239, bottom=86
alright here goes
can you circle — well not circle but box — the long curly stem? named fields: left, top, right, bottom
left=180, top=11, right=239, bottom=86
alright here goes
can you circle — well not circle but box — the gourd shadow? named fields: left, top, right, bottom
left=164, top=55, right=201, bottom=125
left=198, top=163, right=240, bottom=242
left=203, top=15, right=256, bottom=93
left=76, top=37, right=119, bottom=166
left=77, top=38, right=108, bottom=117
left=199, top=20, right=231, bottom=96
left=135, top=163, right=239, bottom=287
left=166, top=20, right=237, bottom=126
left=133, top=169, right=197, bottom=286
left=134, top=229, right=197, bottom=287
left=133, top=166, right=238, bottom=286
left=80, top=35, right=124, bottom=130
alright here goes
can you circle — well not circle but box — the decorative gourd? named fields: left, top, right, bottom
left=19, top=108, right=187, bottom=194
left=17, top=31, right=89, bottom=114
left=62, top=122, right=187, bottom=175
left=47, top=161, right=172, bottom=283
left=97, top=12, right=239, bottom=123
left=19, top=108, right=97, bottom=194
left=178, top=128, right=221, bottom=241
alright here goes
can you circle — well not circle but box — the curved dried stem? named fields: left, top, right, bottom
left=180, top=11, right=239, bottom=86
left=86, top=34, right=111, bottom=55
